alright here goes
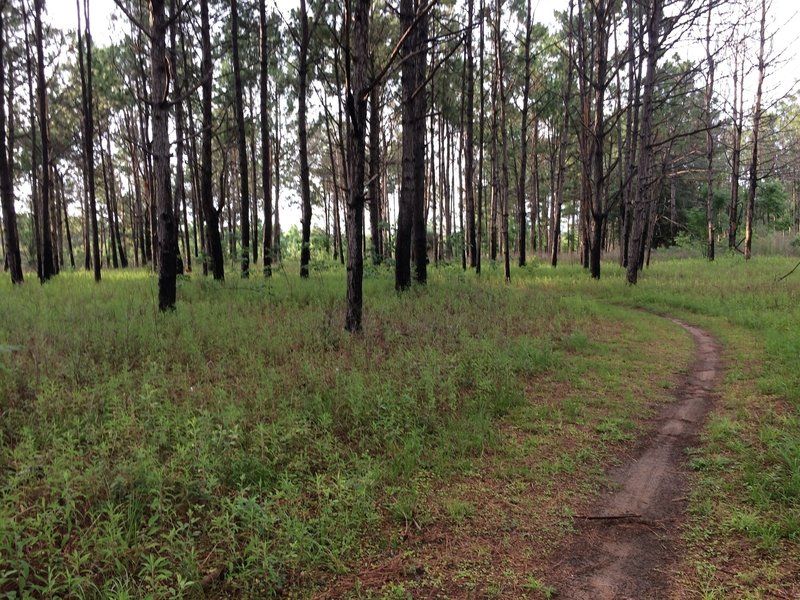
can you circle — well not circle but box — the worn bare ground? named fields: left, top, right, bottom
left=546, top=319, right=721, bottom=599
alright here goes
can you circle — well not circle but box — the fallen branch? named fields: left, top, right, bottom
left=574, top=513, right=642, bottom=520
left=776, top=259, right=800, bottom=282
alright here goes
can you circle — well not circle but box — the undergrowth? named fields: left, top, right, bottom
left=1, top=256, right=797, bottom=598
left=0, top=263, right=575, bottom=598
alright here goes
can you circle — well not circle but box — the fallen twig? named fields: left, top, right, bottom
left=776, top=259, right=800, bottom=282
left=574, top=513, right=642, bottom=520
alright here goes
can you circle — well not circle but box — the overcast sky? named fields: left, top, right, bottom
left=43, top=0, right=799, bottom=232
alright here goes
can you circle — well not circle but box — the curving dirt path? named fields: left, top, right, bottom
left=547, top=318, right=721, bottom=599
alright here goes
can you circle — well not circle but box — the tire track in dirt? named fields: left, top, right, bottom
left=548, top=318, right=721, bottom=599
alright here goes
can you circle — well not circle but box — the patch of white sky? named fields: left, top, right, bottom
left=43, top=0, right=798, bottom=230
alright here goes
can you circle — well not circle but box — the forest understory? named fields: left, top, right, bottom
left=1, top=256, right=799, bottom=599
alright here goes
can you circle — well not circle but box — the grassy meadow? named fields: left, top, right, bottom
left=0, top=256, right=798, bottom=598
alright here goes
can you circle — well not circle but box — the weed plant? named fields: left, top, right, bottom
left=1, top=256, right=797, bottom=598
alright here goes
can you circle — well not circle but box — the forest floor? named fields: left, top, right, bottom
left=1, top=256, right=799, bottom=599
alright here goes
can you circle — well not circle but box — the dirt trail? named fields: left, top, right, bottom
left=548, top=318, right=721, bottom=599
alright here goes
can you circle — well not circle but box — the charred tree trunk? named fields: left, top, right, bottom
left=0, top=6, right=21, bottom=283
left=344, top=0, right=369, bottom=332
left=201, top=0, right=223, bottom=279
left=587, top=0, right=613, bottom=279
left=396, top=0, right=428, bottom=289
left=149, top=0, right=177, bottom=309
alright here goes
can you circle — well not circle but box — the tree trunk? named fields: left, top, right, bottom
left=107, top=134, right=127, bottom=268
left=517, top=0, right=532, bottom=267
left=200, top=0, right=223, bottom=279
left=59, top=171, right=75, bottom=268
left=588, top=0, right=613, bottom=279
left=273, top=94, right=282, bottom=262
left=744, top=0, right=766, bottom=260
left=728, top=39, right=743, bottom=250
left=465, top=0, right=477, bottom=268
left=298, top=0, right=312, bottom=277
left=626, top=0, right=661, bottom=284
left=76, top=0, right=100, bottom=280
left=704, top=0, right=715, bottom=261
left=396, top=0, right=428, bottom=289
left=24, top=8, right=41, bottom=280
left=170, top=2, right=190, bottom=272
left=259, top=1, right=272, bottom=276
left=344, top=0, right=370, bottom=332
left=149, top=0, right=177, bottom=309
left=100, top=143, right=119, bottom=268
left=34, top=0, right=54, bottom=280
left=231, top=0, right=250, bottom=277
left=476, top=0, right=485, bottom=274
left=552, top=0, right=574, bottom=268
left=494, top=0, right=511, bottom=281
left=368, top=83, right=383, bottom=264
left=0, top=5, right=21, bottom=283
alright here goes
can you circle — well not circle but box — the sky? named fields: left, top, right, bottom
left=43, top=0, right=800, bottom=231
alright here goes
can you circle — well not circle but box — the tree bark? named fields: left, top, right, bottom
left=517, top=0, right=532, bottom=267
left=200, top=0, right=224, bottom=279
left=34, top=0, right=54, bottom=280
left=704, top=0, right=715, bottom=261
left=626, top=0, right=661, bottom=284
left=368, top=83, right=383, bottom=264
left=298, top=0, right=312, bottom=278
left=77, top=0, right=101, bottom=280
left=231, top=0, right=250, bottom=277
left=464, top=0, right=476, bottom=268
left=259, top=0, right=273, bottom=276
left=744, top=0, right=766, bottom=260
left=59, top=171, right=75, bottom=268
left=149, top=0, right=177, bottom=309
left=344, top=0, right=370, bottom=332
left=0, top=3, right=21, bottom=284
left=476, top=0, right=485, bottom=274
left=170, top=0, right=189, bottom=272
left=552, top=0, right=574, bottom=268
left=494, top=0, right=510, bottom=281
left=396, top=0, right=428, bottom=289
left=728, top=38, right=743, bottom=250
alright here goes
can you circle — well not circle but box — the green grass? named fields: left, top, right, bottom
left=581, top=255, right=800, bottom=597
left=1, top=256, right=798, bottom=598
left=0, top=262, right=588, bottom=598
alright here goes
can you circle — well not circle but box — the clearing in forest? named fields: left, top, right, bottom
left=1, top=258, right=798, bottom=599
